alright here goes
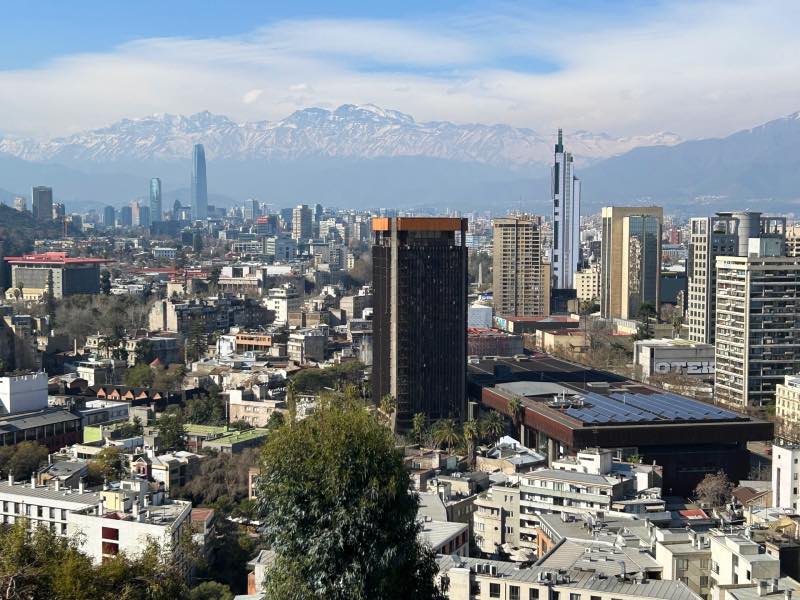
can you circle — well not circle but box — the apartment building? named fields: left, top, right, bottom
left=708, top=529, right=780, bottom=588
left=776, top=376, right=800, bottom=439
left=654, top=529, right=713, bottom=599
left=772, top=440, right=800, bottom=510
left=492, top=215, right=550, bottom=317
left=266, top=283, right=301, bottom=326
left=574, top=263, right=601, bottom=303
left=714, top=239, right=800, bottom=409
left=436, top=555, right=702, bottom=600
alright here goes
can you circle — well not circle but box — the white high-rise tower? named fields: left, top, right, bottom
left=551, top=129, right=581, bottom=289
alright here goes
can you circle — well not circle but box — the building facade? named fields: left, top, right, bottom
left=600, top=206, right=663, bottom=320
left=714, top=240, right=800, bottom=410
left=149, top=178, right=162, bottom=222
left=688, top=212, right=786, bottom=344
left=5, top=252, right=109, bottom=300
left=492, top=215, right=550, bottom=317
left=551, top=129, right=581, bottom=290
left=372, top=217, right=467, bottom=429
left=776, top=375, right=800, bottom=439
left=190, top=144, right=208, bottom=220
left=31, top=186, right=53, bottom=222
left=291, top=204, right=313, bottom=241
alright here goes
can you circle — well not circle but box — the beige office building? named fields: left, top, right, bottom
left=492, top=215, right=550, bottom=317
left=574, top=263, right=601, bottom=303
left=600, top=206, right=663, bottom=320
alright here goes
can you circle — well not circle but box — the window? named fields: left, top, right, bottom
left=529, top=590, right=540, bottom=600
left=700, top=576, right=709, bottom=587
left=570, top=594, right=581, bottom=600
left=510, top=586, right=520, bottom=600
left=675, top=558, right=689, bottom=570
left=490, top=583, right=501, bottom=598
left=101, top=541, right=119, bottom=556
left=101, top=527, right=119, bottom=541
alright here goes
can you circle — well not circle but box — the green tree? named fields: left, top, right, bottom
left=255, top=401, right=447, bottom=600
left=100, top=269, right=112, bottom=295
left=134, top=340, right=156, bottom=365
left=188, top=581, right=234, bottom=600
left=481, top=411, right=505, bottom=445
left=87, top=447, right=125, bottom=484
left=695, top=470, right=734, bottom=508
left=507, top=397, right=524, bottom=440
left=286, top=380, right=297, bottom=424
left=462, top=419, right=481, bottom=467
left=431, top=418, right=460, bottom=453
left=1, top=441, right=48, bottom=480
left=633, top=302, right=658, bottom=341
left=115, top=416, right=144, bottom=438
left=266, top=411, right=286, bottom=431
left=124, top=363, right=155, bottom=388
left=411, top=413, right=427, bottom=446
left=379, top=393, right=396, bottom=427
left=155, top=412, right=186, bottom=451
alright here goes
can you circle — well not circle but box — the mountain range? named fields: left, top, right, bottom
left=0, top=105, right=798, bottom=215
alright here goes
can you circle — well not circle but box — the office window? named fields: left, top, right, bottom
left=490, top=583, right=501, bottom=598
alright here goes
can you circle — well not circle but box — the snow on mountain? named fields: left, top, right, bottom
left=0, top=105, right=682, bottom=168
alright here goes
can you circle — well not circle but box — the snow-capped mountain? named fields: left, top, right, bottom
left=0, top=104, right=682, bottom=167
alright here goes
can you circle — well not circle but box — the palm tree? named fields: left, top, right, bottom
left=481, top=411, right=505, bottom=445
left=432, top=418, right=460, bottom=453
left=507, top=397, right=524, bottom=442
left=379, top=394, right=397, bottom=429
left=462, top=419, right=481, bottom=468
left=411, top=412, right=427, bottom=447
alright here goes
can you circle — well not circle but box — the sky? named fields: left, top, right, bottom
left=1, top=0, right=798, bottom=139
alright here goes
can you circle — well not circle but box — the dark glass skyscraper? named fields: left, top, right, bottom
left=191, top=144, right=208, bottom=220
left=31, top=186, right=53, bottom=222
left=149, top=177, right=162, bottom=222
left=372, top=217, right=468, bottom=430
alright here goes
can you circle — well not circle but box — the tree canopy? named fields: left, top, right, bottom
left=0, top=441, right=48, bottom=480
left=255, top=401, right=446, bottom=600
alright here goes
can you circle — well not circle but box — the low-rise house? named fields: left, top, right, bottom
left=202, top=428, right=269, bottom=454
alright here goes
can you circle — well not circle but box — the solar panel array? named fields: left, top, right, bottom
left=563, top=391, right=742, bottom=425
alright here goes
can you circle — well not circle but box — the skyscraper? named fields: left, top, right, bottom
left=245, top=198, right=260, bottom=221
left=688, top=212, right=786, bottom=344
left=292, top=204, right=313, bottom=241
left=551, top=129, right=581, bottom=290
left=149, top=178, right=162, bottom=222
left=31, top=186, right=53, bottom=222
left=600, top=206, right=663, bottom=320
left=190, top=144, right=208, bottom=220
left=372, top=217, right=467, bottom=430
left=492, top=215, right=550, bottom=317
left=103, top=206, right=116, bottom=228
left=119, top=206, right=133, bottom=227
left=715, top=239, right=800, bottom=410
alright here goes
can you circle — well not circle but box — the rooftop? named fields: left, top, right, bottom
left=0, top=480, right=100, bottom=505
left=437, top=556, right=700, bottom=600
left=206, top=428, right=269, bottom=445
left=4, top=252, right=111, bottom=265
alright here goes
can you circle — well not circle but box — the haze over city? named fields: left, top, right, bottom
left=0, top=3, right=799, bottom=600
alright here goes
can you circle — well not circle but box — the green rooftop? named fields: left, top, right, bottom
left=208, top=428, right=269, bottom=445
left=184, top=423, right=231, bottom=435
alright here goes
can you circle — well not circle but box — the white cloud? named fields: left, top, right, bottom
left=0, top=1, right=798, bottom=139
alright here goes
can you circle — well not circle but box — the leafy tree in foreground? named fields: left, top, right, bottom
left=255, top=402, right=446, bottom=600
left=0, top=441, right=48, bottom=480
left=155, top=412, right=186, bottom=451
left=188, top=581, right=234, bottom=600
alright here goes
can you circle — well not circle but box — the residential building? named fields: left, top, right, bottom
left=14, top=196, right=26, bottom=212
left=653, top=528, right=712, bottom=599
left=688, top=212, right=786, bottom=344
left=144, top=451, right=203, bottom=493
left=152, top=247, right=177, bottom=260
left=148, top=296, right=269, bottom=335
left=372, top=217, right=468, bottom=429
left=227, top=389, right=285, bottom=428
left=473, top=483, right=522, bottom=555
left=551, top=129, right=581, bottom=290
left=31, top=186, right=53, bottom=222
left=708, top=528, right=780, bottom=588
left=776, top=376, right=800, bottom=439
left=191, top=143, right=208, bottom=220
left=467, top=328, right=523, bottom=357
left=788, top=222, right=800, bottom=258
left=266, top=283, right=301, bottom=325
left=772, top=440, right=800, bottom=510
left=492, top=215, right=550, bottom=317
left=66, top=480, right=192, bottom=565
left=714, top=239, right=800, bottom=409
left=287, top=328, right=327, bottom=364
left=436, top=555, right=702, bottom=600
left=574, top=263, right=601, bottom=303
left=600, top=206, right=663, bottom=320
left=263, top=235, right=297, bottom=261
left=0, top=371, right=48, bottom=415
left=419, top=519, right=469, bottom=557
left=0, top=409, right=83, bottom=450
left=201, top=428, right=269, bottom=454
left=5, top=252, right=110, bottom=300
left=291, top=204, right=313, bottom=241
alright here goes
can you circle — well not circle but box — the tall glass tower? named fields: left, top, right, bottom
left=149, top=177, right=162, bottom=222
left=551, top=129, right=581, bottom=289
left=191, top=144, right=208, bottom=220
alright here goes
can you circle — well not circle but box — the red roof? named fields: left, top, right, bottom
left=5, top=252, right=111, bottom=265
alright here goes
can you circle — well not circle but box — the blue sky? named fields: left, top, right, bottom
left=0, top=1, right=797, bottom=138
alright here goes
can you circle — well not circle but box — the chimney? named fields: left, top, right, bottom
left=54, top=479, right=60, bottom=491
left=8, top=474, right=13, bottom=485
left=132, top=501, right=139, bottom=519
left=758, top=580, right=768, bottom=597
left=30, top=474, right=36, bottom=489
left=79, top=479, right=84, bottom=494
left=785, top=589, right=793, bottom=600
left=98, top=497, right=105, bottom=516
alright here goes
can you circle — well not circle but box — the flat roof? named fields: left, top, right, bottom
left=0, top=408, right=80, bottom=433
left=371, top=217, right=466, bottom=232
left=5, top=252, right=111, bottom=265
left=206, top=428, right=269, bottom=445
